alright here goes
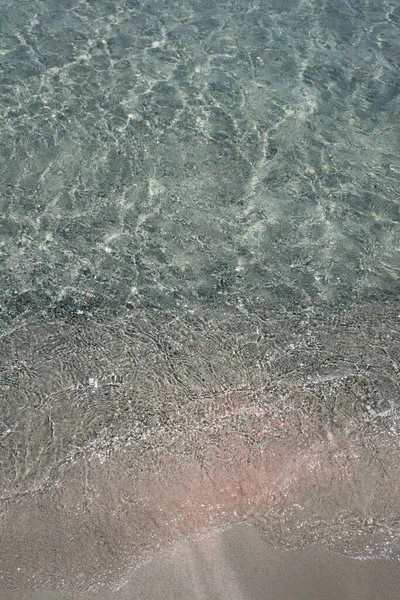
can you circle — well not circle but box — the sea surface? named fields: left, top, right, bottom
left=0, top=0, right=399, bottom=592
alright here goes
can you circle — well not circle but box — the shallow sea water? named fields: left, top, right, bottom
left=0, top=0, right=399, bottom=593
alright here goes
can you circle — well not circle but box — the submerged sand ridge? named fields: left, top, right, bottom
left=1, top=301, right=399, bottom=591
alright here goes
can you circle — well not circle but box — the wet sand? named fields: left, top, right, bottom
left=4, top=523, right=399, bottom=600
left=0, top=413, right=366, bottom=591
left=2, top=409, right=400, bottom=598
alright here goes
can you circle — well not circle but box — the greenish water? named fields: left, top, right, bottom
left=0, top=0, right=399, bottom=592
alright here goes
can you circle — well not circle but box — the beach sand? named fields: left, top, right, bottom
left=4, top=523, right=399, bottom=600
left=2, top=411, right=400, bottom=599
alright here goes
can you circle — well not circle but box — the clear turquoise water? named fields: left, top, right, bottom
left=0, top=0, right=399, bottom=591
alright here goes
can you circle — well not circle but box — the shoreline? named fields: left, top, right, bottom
left=3, top=524, right=400, bottom=600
